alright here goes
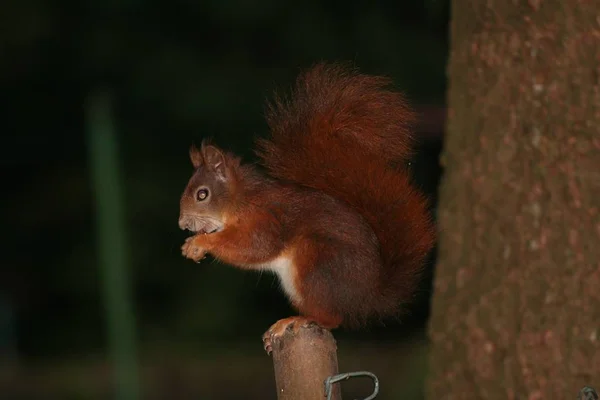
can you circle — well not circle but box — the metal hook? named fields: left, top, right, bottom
left=324, top=371, right=379, bottom=400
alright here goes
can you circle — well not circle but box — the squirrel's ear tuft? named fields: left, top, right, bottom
left=189, top=144, right=203, bottom=169
left=201, top=142, right=227, bottom=181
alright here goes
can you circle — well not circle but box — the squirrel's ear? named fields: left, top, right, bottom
left=201, top=144, right=227, bottom=181
left=189, top=144, right=203, bottom=169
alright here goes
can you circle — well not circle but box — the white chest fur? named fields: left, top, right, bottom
left=252, top=256, right=300, bottom=304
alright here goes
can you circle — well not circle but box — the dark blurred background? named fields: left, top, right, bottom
left=1, top=0, right=449, bottom=398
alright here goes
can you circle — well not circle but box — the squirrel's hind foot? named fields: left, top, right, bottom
left=262, top=316, right=321, bottom=355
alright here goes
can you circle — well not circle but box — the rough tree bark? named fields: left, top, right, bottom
left=427, top=1, right=600, bottom=399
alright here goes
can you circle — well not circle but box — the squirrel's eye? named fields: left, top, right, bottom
left=196, top=188, right=209, bottom=201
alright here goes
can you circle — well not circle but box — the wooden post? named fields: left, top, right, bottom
left=270, top=323, right=341, bottom=400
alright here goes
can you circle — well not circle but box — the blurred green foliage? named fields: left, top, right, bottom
left=2, top=0, right=448, bottom=398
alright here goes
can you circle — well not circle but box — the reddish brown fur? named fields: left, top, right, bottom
left=180, top=63, right=436, bottom=330
left=255, top=63, right=436, bottom=327
left=258, top=62, right=417, bottom=166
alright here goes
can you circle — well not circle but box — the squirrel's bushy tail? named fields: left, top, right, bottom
left=256, top=62, right=436, bottom=321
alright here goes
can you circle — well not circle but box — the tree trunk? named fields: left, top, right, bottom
left=427, top=1, right=600, bottom=399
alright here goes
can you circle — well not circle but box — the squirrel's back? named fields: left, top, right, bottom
left=256, top=63, right=436, bottom=322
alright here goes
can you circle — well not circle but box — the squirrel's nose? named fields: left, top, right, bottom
left=178, top=215, right=189, bottom=230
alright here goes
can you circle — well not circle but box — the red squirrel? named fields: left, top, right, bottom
left=178, top=63, right=436, bottom=354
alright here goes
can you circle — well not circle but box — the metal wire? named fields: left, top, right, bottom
left=324, top=371, right=379, bottom=400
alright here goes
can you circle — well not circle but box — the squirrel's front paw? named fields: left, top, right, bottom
left=181, top=236, right=207, bottom=262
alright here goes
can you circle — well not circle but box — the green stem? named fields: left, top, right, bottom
left=86, top=91, right=139, bottom=400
